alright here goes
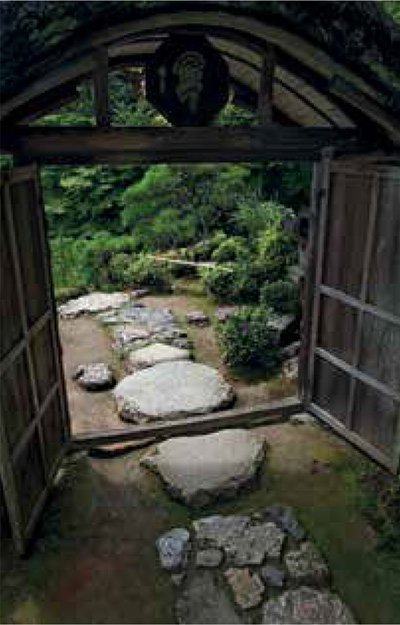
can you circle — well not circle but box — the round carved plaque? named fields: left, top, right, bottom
left=146, top=34, right=230, bottom=126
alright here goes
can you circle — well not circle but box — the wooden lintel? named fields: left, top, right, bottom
left=93, top=47, right=110, bottom=127
left=1, top=125, right=365, bottom=164
left=69, top=397, right=302, bottom=450
left=258, top=46, right=275, bottom=125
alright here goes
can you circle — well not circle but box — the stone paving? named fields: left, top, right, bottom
left=156, top=508, right=356, bottom=624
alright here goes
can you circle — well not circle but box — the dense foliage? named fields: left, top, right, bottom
left=217, top=306, right=282, bottom=373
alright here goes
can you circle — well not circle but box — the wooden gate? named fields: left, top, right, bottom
left=303, top=158, right=400, bottom=472
left=0, top=165, right=70, bottom=554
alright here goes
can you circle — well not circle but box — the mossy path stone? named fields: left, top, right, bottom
left=114, top=361, right=234, bottom=424
left=142, top=429, right=265, bottom=506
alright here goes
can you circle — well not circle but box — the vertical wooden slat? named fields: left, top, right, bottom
left=33, top=164, right=71, bottom=442
left=346, top=172, right=379, bottom=428
left=93, top=47, right=110, bottom=127
left=299, top=161, right=321, bottom=400
left=305, top=147, right=334, bottom=405
left=258, top=46, right=275, bottom=125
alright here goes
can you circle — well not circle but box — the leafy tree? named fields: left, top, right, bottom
left=122, top=163, right=253, bottom=248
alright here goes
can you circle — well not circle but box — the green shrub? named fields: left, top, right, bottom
left=257, top=229, right=298, bottom=283
left=218, top=306, right=282, bottom=373
left=108, top=252, right=133, bottom=286
left=260, top=280, right=299, bottom=315
left=211, top=236, right=246, bottom=263
left=201, top=265, right=238, bottom=302
left=187, top=231, right=228, bottom=261
left=126, top=255, right=172, bottom=291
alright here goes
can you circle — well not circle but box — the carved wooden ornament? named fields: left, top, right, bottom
left=146, top=34, right=230, bottom=126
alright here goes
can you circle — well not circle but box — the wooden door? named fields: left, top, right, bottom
left=0, top=165, right=70, bottom=554
left=303, top=158, right=400, bottom=472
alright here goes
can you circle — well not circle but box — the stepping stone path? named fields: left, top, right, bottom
left=114, top=361, right=234, bottom=425
left=156, top=509, right=356, bottom=624
left=142, top=429, right=263, bottom=506
left=128, top=342, right=190, bottom=371
left=59, top=292, right=235, bottom=424
left=72, top=363, right=115, bottom=391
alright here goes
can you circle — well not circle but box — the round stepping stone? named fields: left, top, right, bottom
left=114, top=361, right=235, bottom=424
left=262, top=587, right=355, bottom=624
left=141, top=429, right=265, bottom=506
left=72, top=363, right=115, bottom=391
left=128, top=342, right=190, bottom=370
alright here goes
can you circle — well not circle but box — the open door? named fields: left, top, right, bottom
left=0, top=165, right=70, bottom=554
left=302, top=156, right=400, bottom=472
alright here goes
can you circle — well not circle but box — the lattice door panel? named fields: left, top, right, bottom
left=304, top=161, right=400, bottom=472
left=0, top=166, right=70, bottom=554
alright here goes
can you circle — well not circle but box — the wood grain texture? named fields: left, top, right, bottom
left=1, top=126, right=362, bottom=164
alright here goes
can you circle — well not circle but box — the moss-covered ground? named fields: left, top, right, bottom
left=1, top=420, right=399, bottom=624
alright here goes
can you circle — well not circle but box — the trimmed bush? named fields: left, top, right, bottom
left=211, top=236, right=246, bottom=263
left=217, top=306, right=282, bottom=373
left=126, top=255, right=172, bottom=292
left=259, top=280, right=299, bottom=315
left=257, top=229, right=298, bottom=283
left=201, top=265, right=238, bottom=302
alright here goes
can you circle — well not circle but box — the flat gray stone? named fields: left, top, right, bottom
left=265, top=505, right=306, bottom=541
left=224, top=568, right=265, bottom=610
left=185, top=311, right=209, bottom=326
left=225, top=522, right=285, bottom=565
left=156, top=528, right=190, bottom=571
left=196, top=548, right=223, bottom=568
left=176, top=570, right=243, bottom=624
left=262, top=587, right=356, bottom=624
left=114, top=361, right=235, bottom=424
left=128, top=342, right=190, bottom=370
left=285, top=542, right=329, bottom=586
left=59, top=292, right=129, bottom=318
left=142, top=430, right=264, bottom=506
left=194, top=515, right=250, bottom=549
left=260, top=564, right=286, bottom=588
left=73, top=363, right=115, bottom=391
left=112, top=325, right=151, bottom=351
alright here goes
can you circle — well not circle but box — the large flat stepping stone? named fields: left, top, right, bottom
left=262, top=587, right=355, bottom=624
left=142, top=429, right=265, bottom=506
left=114, top=361, right=234, bottom=424
left=128, top=342, right=190, bottom=370
left=176, top=570, right=243, bottom=624
left=59, top=291, right=129, bottom=318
